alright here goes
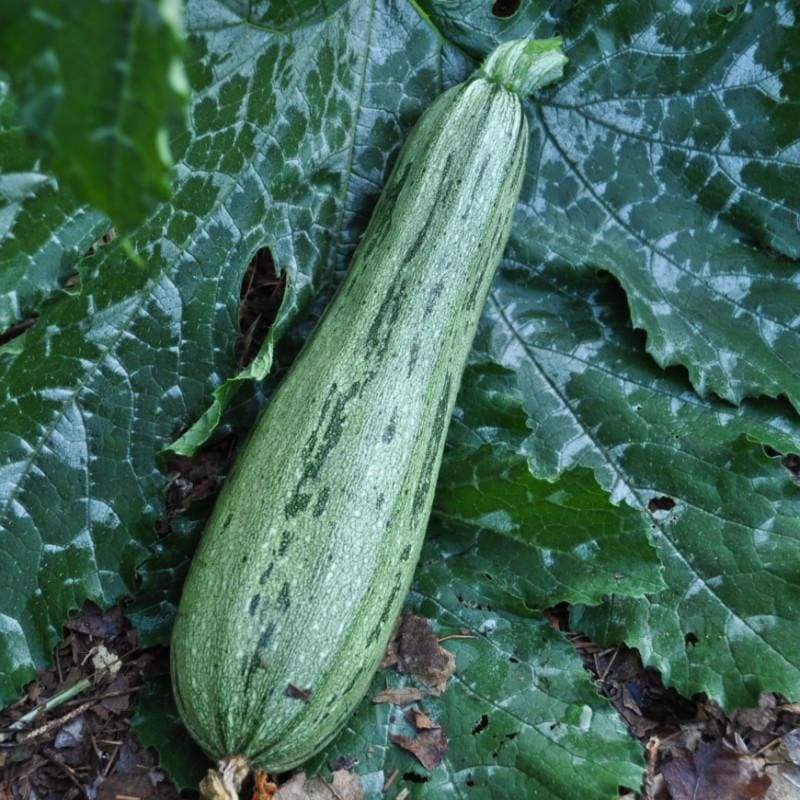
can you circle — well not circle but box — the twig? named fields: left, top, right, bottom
left=63, top=685, right=142, bottom=708
left=0, top=678, right=91, bottom=740
left=437, top=634, right=476, bottom=643
left=103, top=743, right=121, bottom=777
left=383, top=769, right=400, bottom=792
left=43, top=753, right=89, bottom=798
left=600, top=647, right=620, bottom=682
left=755, top=737, right=782, bottom=756
left=17, top=700, right=93, bottom=744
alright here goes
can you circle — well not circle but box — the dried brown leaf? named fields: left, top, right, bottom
left=662, top=742, right=771, bottom=800
left=406, top=709, right=439, bottom=731
left=372, top=688, right=424, bottom=706
left=395, top=615, right=455, bottom=696
left=390, top=728, right=448, bottom=771
left=274, top=771, right=363, bottom=800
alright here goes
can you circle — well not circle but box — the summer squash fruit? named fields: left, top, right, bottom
left=171, top=38, right=568, bottom=774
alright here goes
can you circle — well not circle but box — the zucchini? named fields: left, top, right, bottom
left=171, top=38, right=567, bottom=776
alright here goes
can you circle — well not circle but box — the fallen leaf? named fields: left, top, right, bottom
left=25, top=682, right=41, bottom=704
left=662, top=742, right=771, bottom=800
left=781, top=731, right=800, bottom=767
left=274, top=771, right=363, bottom=800
left=372, top=688, right=424, bottom=706
left=97, top=772, right=156, bottom=800
left=54, top=716, right=85, bottom=749
left=734, top=695, right=778, bottom=733
left=764, top=764, right=800, bottom=800
left=390, top=728, right=448, bottom=771
left=90, top=644, right=122, bottom=680
left=65, top=604, right=123, bottom=639
left=274, top=772, right=308, bottom=800
left=252, top=770, right=277, bottom=800
left=378, top=618, right=403, bottom=669
left=329, top=770, right=364, bottom=800
left=395, top=615, right=455, bottom=696
left=406, top=709, right=439, bottom=730
left=100, top=675, right=131, bottom=715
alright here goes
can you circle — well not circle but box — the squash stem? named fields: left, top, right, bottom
left=199, top=755, right=250, bottom=800
left=479, top=37, right=568, bottom=97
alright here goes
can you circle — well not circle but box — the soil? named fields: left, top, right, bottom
left=0, top=603, right=180, bottom=800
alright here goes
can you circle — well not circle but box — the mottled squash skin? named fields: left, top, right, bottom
left=171, top=39, right=567, bottom=772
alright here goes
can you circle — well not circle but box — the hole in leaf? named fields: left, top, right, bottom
left=508, top=655, right=520, bottom=664
left=685, top=632, right=698, bottom=647
left=236, top=246, right=284, bottom=369
left=506, top=731, right=519, bottom=740
left=716, top=0, right=743, bottom=20
left=471, top=714, right=489, bottom=734
left=466, top=777, right=476, bottom=787
left=0, top=315, right=38, bottom=347
left=648, top=496, right=675, bottom=513
left=763, top=444, right=781, bottom=458
left=491, top=0, right=521, bottom=17
left=403, top=772, right=429, bottom=784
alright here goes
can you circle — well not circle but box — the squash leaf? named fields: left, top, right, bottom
left=0, top=79, right=106, bottom=331
left=0, top=0, right=188, bottom=231
left=436, top=363, right=665, bottom=607
left=477, top=260, right=800, bottom=708
left=132, top=673, right=208, bottom=791
left=311, top=532, right=645, bottom=799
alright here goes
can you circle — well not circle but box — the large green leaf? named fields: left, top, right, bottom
left=476, top=260, right=800, bottom=708
left=0, top=0, right=450, bottom=704
left=0, top=79, right=106, bottom=330
left=225, top=0, right=351, bottom=30
left=0, top=0, right=188, bottom=230
left=434, top=363, right=665, bottom=607
left=425, top=0, right=800, bottom=410
left=313, top=532, right=645, bottom=800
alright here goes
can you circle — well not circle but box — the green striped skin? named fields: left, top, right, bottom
left=171, top=40, right=567, bottom=773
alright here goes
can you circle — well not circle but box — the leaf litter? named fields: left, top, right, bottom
left=551, top=603, right=800, bottom=800
left=0, top=602, right=179, bottom=800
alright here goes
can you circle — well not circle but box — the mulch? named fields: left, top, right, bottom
left=0, top=604, right=179, bottom=800
left=554, top=604, right=800, bottom=800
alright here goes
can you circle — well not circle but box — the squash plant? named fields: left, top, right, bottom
left=1, top=1, right=799, bottom=798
